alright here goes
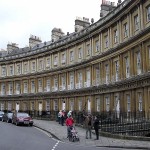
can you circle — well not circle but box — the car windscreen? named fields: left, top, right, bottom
left=0, top=111, right=4, bottom=115
left=8, top=113, right=13, bottom=117
left=17, top=113, right=29, bottom=117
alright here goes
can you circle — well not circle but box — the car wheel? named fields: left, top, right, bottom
left=30, top=123, right=33, bottom=127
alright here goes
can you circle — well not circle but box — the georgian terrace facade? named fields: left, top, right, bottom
left=0, top=0, right=150, bottom=119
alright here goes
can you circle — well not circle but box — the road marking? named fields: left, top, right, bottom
left=51, top=141, right=59, bottom=150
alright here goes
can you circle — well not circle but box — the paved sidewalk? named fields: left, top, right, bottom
left=33, top=119, right=150, bottom=149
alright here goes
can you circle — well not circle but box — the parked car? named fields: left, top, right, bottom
left=0, top=111, right=4, bottom=121
left=12, top=112, right=33, bottom=126
left=2, top=112, right=13, bottom=123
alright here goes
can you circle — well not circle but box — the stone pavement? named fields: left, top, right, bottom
left=33, top=119, right=150, bottom=149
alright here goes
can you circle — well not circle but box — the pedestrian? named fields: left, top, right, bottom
left=67, top=110, right=72, bottom=118
left=60, top=110, right=65, bottom=126
left=65, top=114, right=74, bottom=138
left=84, top=113, right=93, bottom=139
left=58, top=110, right=62, bottom=124
left=93, top=115, right=100, bottom=140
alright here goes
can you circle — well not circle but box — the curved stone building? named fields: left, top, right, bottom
left=0, top=0, right=150, bottom=120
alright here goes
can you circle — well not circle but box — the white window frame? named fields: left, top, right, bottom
left=86, top=70, right=91, bottom=87
left=1, top=66, right=6, bottom=77
left=70, top=100, right=74, bottom=111
left=32, top=62, right=36, bottom=72
left=115, top=60, right=119, bottom=81
left=106, top=97, right=110, bottom=112
left=31, top=81, right=35, bottom=93
left=114, top=29, right=118, bottom=43
left=39, top=60, right=43, bottom=70
left=127, top=95, right=131, bottom=112
left=16, top=82, right=20, bottom=94
left=8, top=102, right=12, bottom=111
left=46, top=58, right=51, bottom=68
left=54, top=77, right=58, bottom=91
left=78, top=48, right=82, bottom=59
left=95, top=67, right=100, bottom=86
left=46, top=100, right=50, bottom=111
left=95, top=40, right=100, bottom=52
left=78, top=72, right=82, bottom=88
left=147, top=5, right=150, bottom=22
left=96, top=98, right=100, bottom=112
left=23, top=102, right=28, bottom=111
left=134, top=15, right=139, bottom=31
left=124, top=23, right=128, bottom=38
left=1, top=83, right=5, bottom=95
left=46, top=79, right=50, bottom=92
left=105, top=64, right=109, bottom=84
left=38, top=79, right=42, bottom=92
left=78, top=99, right=82, bottom=111
left=138, top=93, right=142, bottom=112
left=125, top=57, right=130, bottom=78
left=61, top=75, right=66, bottom=90
left=86, top=44, right=91, bottom=56
left=10, top=66, right=13, bottom=76
left=54, top=56, right=58, bottom=66
left=17, top=64, right=21, bottom=75
left=8, top=82, right=13, bottom=95
left=24, top=63, right=28, bottom=74
left=24, top=82, right=28, bottom=93
left=31, top=102, right=34, bottom=111
left=70, top=73, right=74, bottom=90
left=137, top=51, right=141, bottom=75
left=105, top=35, right=108, bottom=48
left=70, top=51, right=74, bottom=62
left=61, top=53, right=66, bottom=64
left=53, top=100, right=58, bottom=111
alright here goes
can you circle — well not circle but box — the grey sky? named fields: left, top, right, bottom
left=0, top=0, right=117, bottom=50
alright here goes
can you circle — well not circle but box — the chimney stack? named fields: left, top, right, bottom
left=75, top=17, right=90, bottom=32
left=100, top=0, right=116, bottom=18
left=51, top=28, right=64, bottom=42
left=29, top=35, right=42, bottom=49
left=7, top=42, right=19, bottom=54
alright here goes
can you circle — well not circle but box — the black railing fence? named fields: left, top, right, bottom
left=25, top=110, right=150, bottom=137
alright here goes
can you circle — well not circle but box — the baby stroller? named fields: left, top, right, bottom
left=68, top=126, right=80, bottom=142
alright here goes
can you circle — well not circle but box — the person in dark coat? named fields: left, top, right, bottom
left=93, top=115, right=100, bottom=140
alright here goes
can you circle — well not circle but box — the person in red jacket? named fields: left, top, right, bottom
left=66, top=114, right=74, bottom=138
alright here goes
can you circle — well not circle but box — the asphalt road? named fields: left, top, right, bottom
left=0, top=121, right=139, bottom=150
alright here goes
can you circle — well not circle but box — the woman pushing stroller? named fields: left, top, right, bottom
left=66, top=114, right=74, bottom=138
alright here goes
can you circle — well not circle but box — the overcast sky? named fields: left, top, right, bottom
left=0, top=0, right=118, bottom=50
